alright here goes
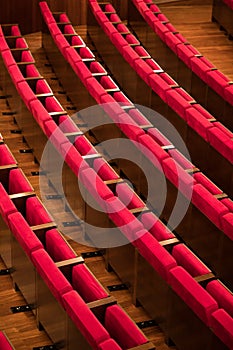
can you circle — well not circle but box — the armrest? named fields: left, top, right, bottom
left=87, top=296, right=117, bottom=323
left=55, top=256, right=84, bottom=281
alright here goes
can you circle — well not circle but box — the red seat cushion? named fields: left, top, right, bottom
left=8, top=168, right=34, bottom=194
left=134, top=232, right=177, bottom=282
left=210, top=309, right=233, bottom=349
left=72, top=264, right=108, bottom=302
left=104, top=304, right=147, bottom=349
left=206, top=280, right=233, bottom=318
left=0, top=331, right=13, bottom=350
left=8, top=212, right=43, bottom=257
left=25, top=196, right=53, bottom=226
left=62, top=290, right=110, bottom=348
left=168, top=266, right=218, bottom=326
left=31, top=248, right=73, bottom=305
left=45, top=229, right=76, bottom=262
left=98, top=339, right=122, bottom=350
left=172, top=244, right=210, bottom=277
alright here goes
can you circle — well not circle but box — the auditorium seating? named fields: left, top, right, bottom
left=86, top=0, right=233, bottom=198
left=127, top=0, right=233, bottom=133
left=1, top=17, right=233, bottom=350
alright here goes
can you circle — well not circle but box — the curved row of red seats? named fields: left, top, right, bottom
left=38, top=0, right=233, bottom=268
left=132, top=0, right=233, bottom=106
left=0, top=141, right=152, bottom=349
left=87, top=0, right=233, bottom=170
left=1, top=17, right=233, bottom=348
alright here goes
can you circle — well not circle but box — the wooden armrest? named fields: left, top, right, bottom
left=36, top=93, right=54, bottom=99
left=139, top=124, right=153, bottom=130
left=214, top=193, right=228, bottom=200
left=17, top=60, right=35, bottom=66
left=161, top=144, right=175, bottom=151
left=82, top=153, right=102, bottom=161
left=0, top=164, right=18, bottom=171
left=130, top=207, right=150, bottom=216
left=30, top=222, right=56, bottom=232
left=64, top=131, right=83, bottom=143
left=160, top=238, right=180, bottom=250
left=194, top=272, right=215, bottom=284
left=55, top=256, right=84, bottom=269
left=185, top=167, right=200, bottom=174
left=87, top=296, right=116, bottom=323
left=9, top=191, right=35, bottom=200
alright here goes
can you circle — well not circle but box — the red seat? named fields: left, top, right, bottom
left=8, top=168, right=34, bottom=194
left=134, top=232, right=177, bottom=282
left=140, top=211, right=175, bottom=241
left=171, top=244, right=211, bottom=277
left=0, top=144, right=17, bottom=165
left=192, top=184, right=228, bottom=229
left=62, top=290, right=110, bottom=348
left=98, top=339, right=122, bottom=350
left=45, top=229, right=76, bottom=262
left=72, top=264, right=108, bottom=303
left=206, top=280, right=233, bottom=318
left=0, top=331, right=14, bottom=350
left=8, top=212, right=43, bottom=258
left=32, top=248, right=73, bottom=305
left=104, top=304, right=148, bottom=349
left=210, top=309, right=233, bottom=349
left=25, top=196, right=53, bottom=226
left=168, top=266, right=218, bottom=326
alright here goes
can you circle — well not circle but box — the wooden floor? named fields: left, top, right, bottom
left=0, top=2, right=232, bottom=350
left=159, top=3, right=233, bottom=79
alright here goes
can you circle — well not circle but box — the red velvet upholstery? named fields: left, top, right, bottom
left=8, top=168, right=33, bottom=194
left=105, top=196, right=144, bottom=242
left=128, top=108, right=150, bottom=125
left=193, top=173, right=222, bottom=195
left=58, top=115, right=79, bottom=133
left=25, top=196, right=53, bottom=226
left=192, top=184, right=228, bottom=229
left=115, top=182, right=145, bottom=209
left=210, top=309, right=233, bottom=349
left=0, top=144, right=16, bottom=165
left=168, top=266, right=218, bottom=326
left=104, top=304, right=148, bottom=349
left=116, top=112, right=144, bottom=141
left=98, top=339, right=122, bottom=350
left=60, top=143, right=89, bottom=177
left=162, top=157, right=194, bottom=198
left=16, top=81, right=37, bottom=109
left=186, top=106, right=213, bottom=141
left=207, top=280, right=233, bottom=318
left=172, top=244, right=210, bottom=277
left=74, top=135, right=97, bottom=156
left=93, top=158, right=119, bottom=181
left=72, top=264, right=108, bottom=302
left=8, top=212, right=43, bottom=258
left=45, top=229, right=76, bottom=262
left=79, top=167, right=114, bottom=205
left=29, top=100, right=53, bottom=133
left=140, top=212, right=175, bottom=241
left=0, top=331, right=14, bottom=350
left=221, top=213, right=233, bottom=240
left=43, top=120, right=70, bottom=152
left=0, top=183, right=17, bottom=222
left=165, top=88, right=194, bottom=120
left=138, top=134, right=169, bottom=166
left=62, top=290, right=110, bottom=349
left=134, top=232, right=177, bottom=282
left=31, top=248, right=73, bottom=305
left=207, top=123, right=233, bottom=163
